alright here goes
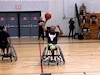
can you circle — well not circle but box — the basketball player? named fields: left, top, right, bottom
left=0, top=26, right=11, bottom=55
left=42, top=25, right=63, bottom=61
left=42, top=24, right=63, bottom=44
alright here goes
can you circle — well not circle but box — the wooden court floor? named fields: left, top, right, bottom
left=0, top=37, right=100, bottom=75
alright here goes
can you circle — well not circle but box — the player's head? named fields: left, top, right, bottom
left=2, top=26, right=7, bottom=32
left=50, top=25, right=56, bottom=32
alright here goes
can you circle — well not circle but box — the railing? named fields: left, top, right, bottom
left=75, top=3, right=80, bottom=26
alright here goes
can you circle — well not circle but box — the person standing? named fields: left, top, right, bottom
left=68, top=18, right=75, bottom=39
left=38, top=17, right=45, bottom=40
left=80, top=3, right=86, bottom=15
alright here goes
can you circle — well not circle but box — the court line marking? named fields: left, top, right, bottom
left=1, top=71, right=100, bottom=75
left=12, top=40, right=100, bottom=45
left=39, top=42, right=44, bottom=73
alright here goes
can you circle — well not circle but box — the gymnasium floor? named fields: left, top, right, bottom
left=0, top=37, right=100, bottom=75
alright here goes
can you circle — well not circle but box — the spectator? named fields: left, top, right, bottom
left=78, top=32, right=84, bottom=40
left=38, top=17, right=45, bottom=40
left=98, top=31, right=100, bottom=39
left=68, top=18, right=75, bottom=39
left=80, top=3, right=86, bottom=15
left=90, top=12, right=98, bottom=25
left=82, top=24, right=90, bottom=34
left=80, top=10, right=87, bottom=23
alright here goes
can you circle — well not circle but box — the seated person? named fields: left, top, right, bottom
left=80, top=10, right=87, bottom=23
left=42, top=24, right=63, bottom=60
left=0, top=26, right=11, bottom=55
left=90, top=12, right=98, bottom=25
left=82, top=24, right=90, bottom=33
left=78, top=32, right=84, bottom=40
left=98, top=31, right=100, bottom=39
left=42, top=25, right=63, bottom=44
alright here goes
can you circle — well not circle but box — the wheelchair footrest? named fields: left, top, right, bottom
left=1, top=54, right=11, bottom=57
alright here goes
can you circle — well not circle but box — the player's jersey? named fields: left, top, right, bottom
left=46, top=30, right=59, bottom=44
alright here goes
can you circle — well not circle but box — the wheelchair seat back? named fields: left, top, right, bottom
left=0, top=41, right=8, bottom=48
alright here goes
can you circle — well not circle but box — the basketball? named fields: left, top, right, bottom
left=45, top=12, right=52, bottom=21
left=50, top=44, right=56, bottom=50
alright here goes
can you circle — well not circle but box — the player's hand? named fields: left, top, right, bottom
left=57, top=25, right=60, bottom=28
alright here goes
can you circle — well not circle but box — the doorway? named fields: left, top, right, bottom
left=0, top=11, right=41, bottom=38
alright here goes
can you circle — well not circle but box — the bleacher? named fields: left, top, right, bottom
left=80, top=13, right=100, bottom=39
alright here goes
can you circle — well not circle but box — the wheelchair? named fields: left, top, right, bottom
left=41, top=44, right=65, bottom=65
left=0, top=44, right=17, bottom=62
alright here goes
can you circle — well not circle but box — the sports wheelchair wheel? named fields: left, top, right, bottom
left=41, top=47, right=47, bottom=64
left=9, top=46, right=17, bottom=61
left=58, top=47, right=65, bottom=64
left=41, top=45, right=65, bottom=65
left=0, top=49, right=2, bottom=56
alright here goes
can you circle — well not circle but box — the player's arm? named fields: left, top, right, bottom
left=7, top=37, right=11, bottom=44
left=7, top=33, right=11, bottom=45
left=57, top=25, right=63, bottom=36
left=42, top=23, right=47, bottom=32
